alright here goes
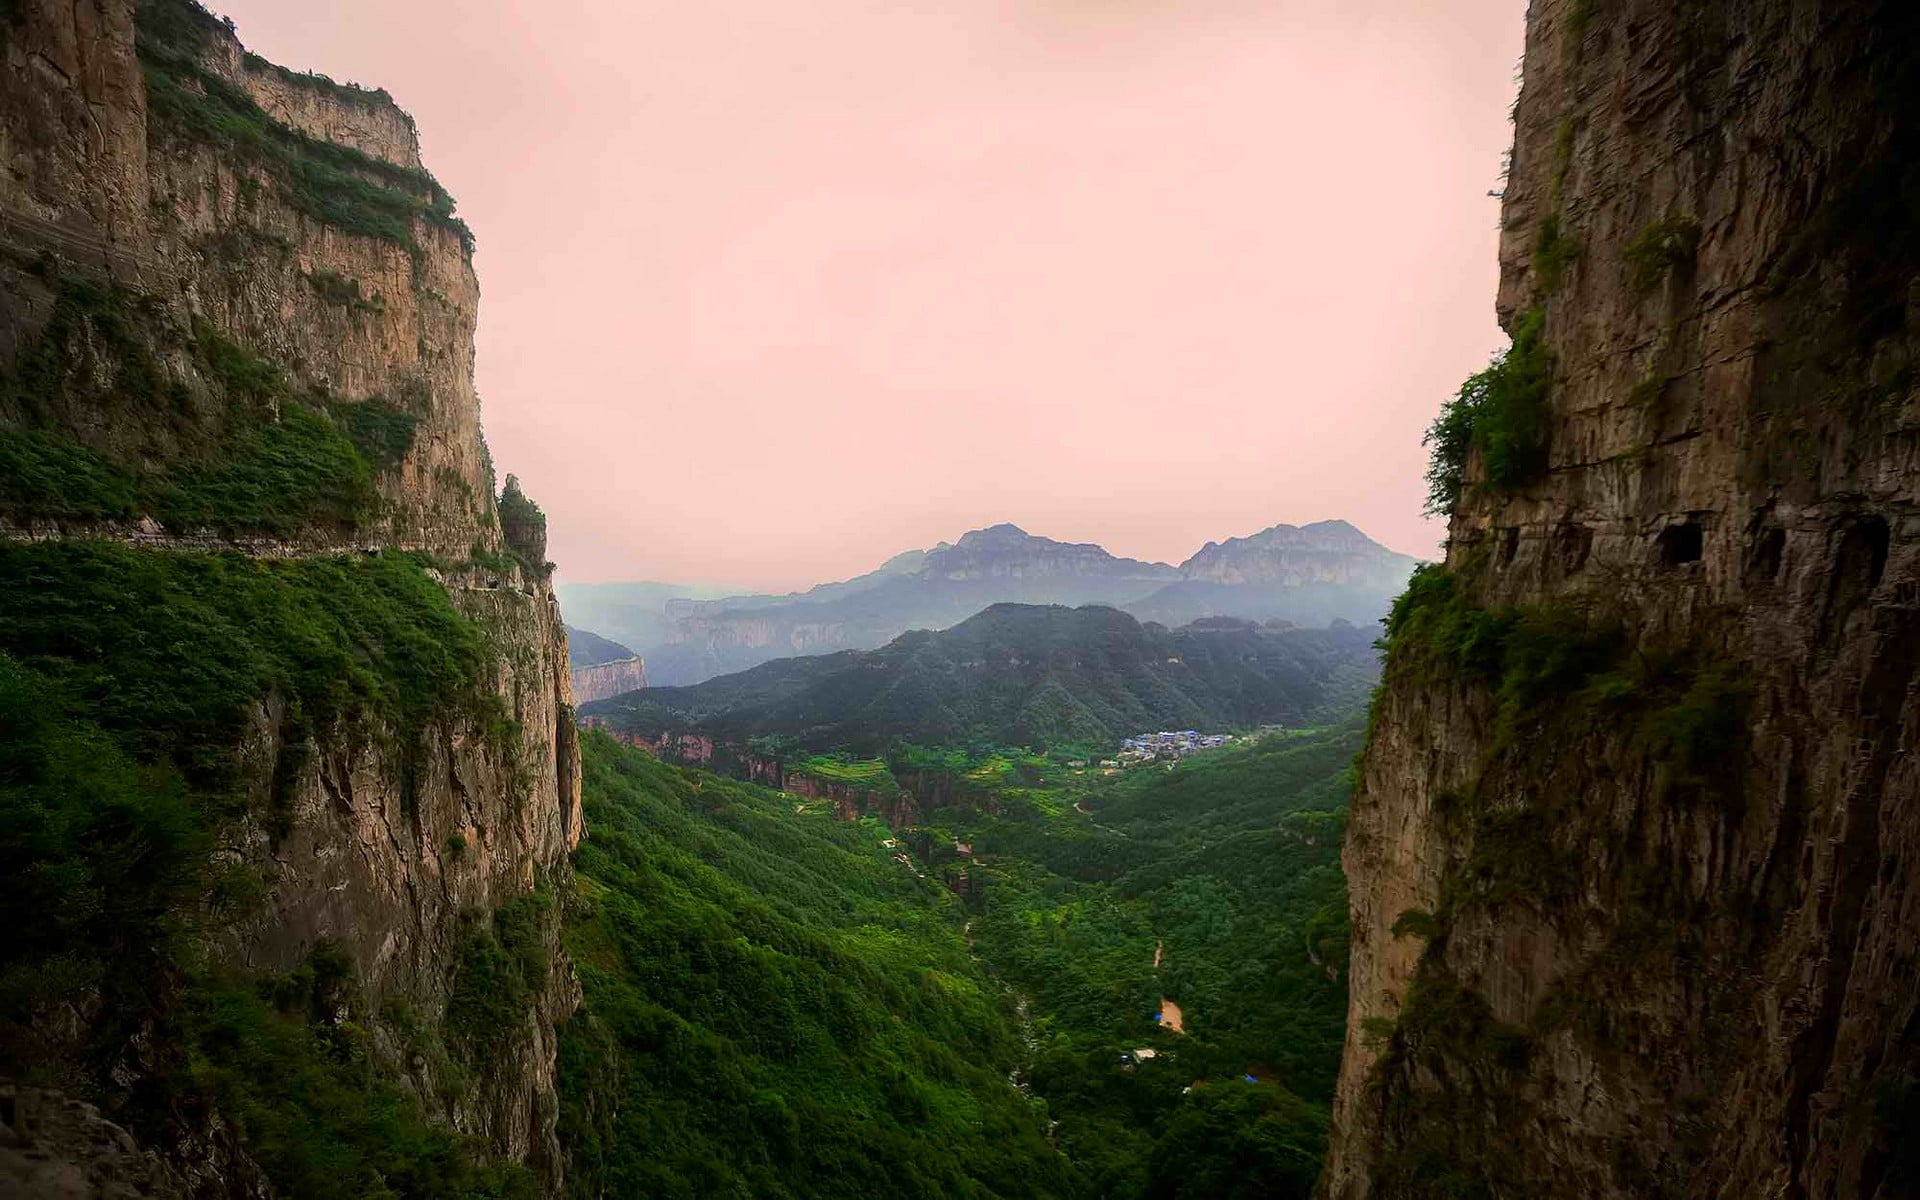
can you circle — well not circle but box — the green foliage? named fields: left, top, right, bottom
left=0, top=541, right=492, bottom=799
left=495, top=475, right=547, bottom=570
left=949, top=725, right=1360, bottom=1196
left=793, top=755, right=897, bottom=789
left=447, top=891, right=553, bottom=1060
left=161, top=402, right=377, bottom=534
left=1368, top=969, right=1535, bottom=1199
left=1379, top=565, right=1753, bottom=926
left=1531, top=214, right=1582, bottom=294
left=183, top=951, right=537, bottom=1200
left=1423, top=309, right=1553, bottom=514
left=1390, top=910, right=1441, bottom=940
left=304, top=269, right=384, bottom=313
left=0, top=540, right=518, bottom=1196
left=1144, top=1081, right=1324, bottom=1199
left=0, top=277, right=418, bottom=532
left=137, top=0, right=472, bottom=252
left=0, top=429, right=141, bottom=519
left=0, top=274, right=183, bottom=430
left=560, top=732, right=1072, bottom=1198
left=1622, top=216, right=1700, bottom=293
left=335, top=399, right=419, bottom=469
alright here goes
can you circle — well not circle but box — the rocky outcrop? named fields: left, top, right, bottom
left=1326, top=2, right=1920, bottom=1197
left=1, top=1084, right=205, bottom=1200
left=0, top=1, right=581, bottom=1192
left=572, top=654, right=648, bottom=704
left=0, top=0, right=496, bottom=556
left=784, top=772, right=922, bottom=830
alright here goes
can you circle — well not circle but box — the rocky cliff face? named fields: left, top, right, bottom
left=0, top=1, right=581, bottom=1192
left=0, top=0, right=495, bottom=555
left=571, top=655, right=648, bottom=704
left=1326, top=1, right=1920, bottom=1196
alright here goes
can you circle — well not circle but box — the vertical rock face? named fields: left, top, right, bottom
left=570, top=655, right=649, bottom=703
left=0, top=0, right=496, bottom=555
left=0, top=0, right=582, bottom=1190
left=1325, top=2, right=1920, bottom=1197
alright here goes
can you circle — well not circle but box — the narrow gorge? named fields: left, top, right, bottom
left=5, top=0, right=1918, bottom=1196
left=1327, top=0, right=1920, bottom=1195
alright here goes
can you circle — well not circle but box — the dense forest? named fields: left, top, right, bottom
left=558, top=713, right=1361, bottom=1197
left=919, top=725, right=1357, bottom=1197
left=557, top=732, right=1070, bottom=1198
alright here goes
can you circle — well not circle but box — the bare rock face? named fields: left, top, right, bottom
left=1325, top=2, right=1920, bottom=1197
left=0, top=1, right=582, bottom=1192
left=0, top=0, right=495, bottom=556
left=571, top=654, right=649, bottom=703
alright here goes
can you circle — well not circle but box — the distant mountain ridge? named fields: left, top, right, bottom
left=582, top=602, right=1380, bottom=753
left=575, top=520, right=1416, bottom=686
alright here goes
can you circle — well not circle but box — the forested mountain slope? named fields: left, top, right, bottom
left=585, top=603, right=1378, bottom=753
left=559, top=732, right=1072, bottom=1198
left=559, top=718, right=1362, bottom=1200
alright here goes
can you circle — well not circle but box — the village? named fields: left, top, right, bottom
left=1067, top=729, right=1238, bottom=773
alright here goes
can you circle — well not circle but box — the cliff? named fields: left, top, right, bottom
left=570, top=655, right=648, bottom=704
left=1326, top=1, right=1920, bottom=1196
left=0, top=1, right=581, bottom=1194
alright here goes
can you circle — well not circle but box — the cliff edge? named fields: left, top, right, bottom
left=1326, top=1, right=1920, bottom=1196
left=0, top=1, right=582, bottom=1193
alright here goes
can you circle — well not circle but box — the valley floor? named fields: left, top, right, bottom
left=560, top=717, right=1362, bottom=1197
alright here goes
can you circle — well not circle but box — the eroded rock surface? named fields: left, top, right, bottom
left=1326, top=2, right=1920, bottom=1197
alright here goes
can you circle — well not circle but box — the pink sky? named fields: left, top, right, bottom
left=216, top=0, right=1525, bottom=591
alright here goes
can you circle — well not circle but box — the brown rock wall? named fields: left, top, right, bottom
left=1325, top=3, right=1920, bottom=1197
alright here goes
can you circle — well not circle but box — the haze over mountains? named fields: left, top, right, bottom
left=564, top=519, right=1416, bottom=686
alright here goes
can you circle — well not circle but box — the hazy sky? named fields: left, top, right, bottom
left=216, top=0, right=1525, bottom=591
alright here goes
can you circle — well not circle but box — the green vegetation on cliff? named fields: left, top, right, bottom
left=0, top=274, right=417, bottom=533
left=1422, top=308, right=1552, bottom=513
left=559, top=732, right=1071, bottom=1199
left=137, top=0, right=473, bottom=252
left=0, top=541, right=528, bottom=1197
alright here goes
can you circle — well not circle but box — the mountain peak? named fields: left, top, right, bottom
left=955, top=522, right=1033, bottom=545
left=1176, top=519, right=1412, bottom=585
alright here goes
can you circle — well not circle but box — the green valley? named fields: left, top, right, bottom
left=558, top=709, right=1362, bottom=1198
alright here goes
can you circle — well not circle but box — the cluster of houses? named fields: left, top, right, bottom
left=1116, top=730, right=1233, bottom=763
